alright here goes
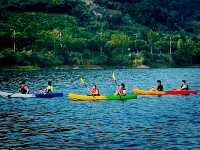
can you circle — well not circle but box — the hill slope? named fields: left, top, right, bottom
left=0, top=0, right=200, bottom=67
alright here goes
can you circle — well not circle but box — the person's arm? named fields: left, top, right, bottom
left=151, top=85, right=157, bottom=90
left=94, top=90, right=99, bottom=95
left=181, top=84, right=187, bottom=90
left=26, top=88, right=29, bottom=94
left=41, top=86, right=48, bottom=93
left=123, top=89, right=127, bottom=95
left=89, top=89, right=93, bottom=95
left=115, top=89, right=119, bottom=95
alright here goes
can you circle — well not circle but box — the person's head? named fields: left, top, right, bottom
left=182, top=80, right=186, bottom=84
left=157, top=80, right=161, bottom=85
left=21, top=81, right=26, bottom=85
left=48, top=81, right=52, bottom=86
left=121, top=83, right=125, bottom=89
left=92, top=84, right=97, bottom=89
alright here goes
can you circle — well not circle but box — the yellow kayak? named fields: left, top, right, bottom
left=133, top=88, right=166, bottom=95
left=68, top=93, right=137, bottom=101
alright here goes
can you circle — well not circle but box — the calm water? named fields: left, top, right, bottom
left=0, top=68, right=200, bottom=149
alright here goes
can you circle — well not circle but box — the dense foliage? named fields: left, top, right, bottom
left=0, top=0, right=200, bottom=67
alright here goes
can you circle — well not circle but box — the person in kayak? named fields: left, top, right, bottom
left=41, top=81, right=54, bottom=93
left=115, top=83, right=127, bottom=96
left=90, top=84, right=100, bottom=96
left=153, top=80, right=164, bottom=91
left=115, top=85, right=121, bottom=95
left=20, top=81, right=29, bottom=94
left=180, top=80, right=189, bottom=90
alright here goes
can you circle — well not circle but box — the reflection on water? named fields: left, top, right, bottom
left=0, top=68, right=200, bottom=149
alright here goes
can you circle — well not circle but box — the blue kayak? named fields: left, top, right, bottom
left=35, top=93, right=63, bottom=98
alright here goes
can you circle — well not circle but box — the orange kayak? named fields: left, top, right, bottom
left=133, top=89, right=166, bottom=95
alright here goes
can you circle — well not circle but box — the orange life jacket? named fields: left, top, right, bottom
left=91, top=88, right=100, bottom=96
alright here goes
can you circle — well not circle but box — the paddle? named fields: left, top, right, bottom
left=112, top=71, right=122, bottom=99
left=8, top=88, right=21, bottom=98
left=80, top=77, right=87, bottom=87
left=8, top=93, right=14, bottom=98
left=80, top=77, right=97, bottom=100
left=112, top=71, right=118, bottom=86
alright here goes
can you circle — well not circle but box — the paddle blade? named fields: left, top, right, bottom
left=112, top=72, right=116, bottom=81
left=80, top=78, right=85, bottom=84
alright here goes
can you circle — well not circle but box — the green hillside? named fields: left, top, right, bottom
left=0, top=0, right=200, bottom=67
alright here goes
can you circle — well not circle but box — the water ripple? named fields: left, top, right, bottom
left=0, top=68, right=200, bottom=149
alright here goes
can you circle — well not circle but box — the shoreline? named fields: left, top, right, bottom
left=0, top=64, right=200, bottom=71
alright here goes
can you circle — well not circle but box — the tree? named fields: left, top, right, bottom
left=106, top=32, right=131, bottom=54
left=177, top=39, right=184, bottom=50
left=147, top=30, right=159, bottom=54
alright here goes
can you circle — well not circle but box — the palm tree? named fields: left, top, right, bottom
left=147, top=30, right=159, bottom=54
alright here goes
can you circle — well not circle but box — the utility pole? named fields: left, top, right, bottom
left=13, top=30, right=16, bottom=53
left=133, top=33, right=138, bottom=54
left=10, top=29, right=16, bottom=53
left=169, top=36, right=172, bottom=55
left=59, top=31, right=62, bottom=48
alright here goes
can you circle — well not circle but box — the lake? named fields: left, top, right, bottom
left=0, top=68, right=200, bottom=149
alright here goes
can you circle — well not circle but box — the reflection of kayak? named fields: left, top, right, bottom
left=68, top=93, right=137, bottom=101
left=0, top=91, right=63, bottom=98
left=133, top=88, right=198, bottom=95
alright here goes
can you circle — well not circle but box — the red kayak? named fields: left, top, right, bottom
left=166, top=90, right=198, bottom=95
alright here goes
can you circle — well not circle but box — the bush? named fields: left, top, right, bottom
left=0, top=48, right=25, bottom=66
left=173, top=49, right=192, bottom=66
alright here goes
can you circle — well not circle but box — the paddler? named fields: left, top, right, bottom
left=115, top=83, right=127, bottom=96
left=90, top=84, right=100, bottom=96
left=41, top=81, right=53, bottom=93
left=153, top=80, right=164, bottom=91
left=19, top=81, right=29, bottom=94
left=115, top=85, right=121, bottom=95
left=180, top=80, right=189, bottom=90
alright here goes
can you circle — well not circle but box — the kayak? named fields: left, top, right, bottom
left=166, top=90, right=198, bottom=95
left=0, top=91, right=63, bottom=98
left=133, top=89, right=166, bottom=95
left=0, top=91, right=35, bottom=98
left=133, top=88, right=198, bottom=95
left=35, top=93, right=63, bottom=98
left=68, top=93, right=137, bottom=101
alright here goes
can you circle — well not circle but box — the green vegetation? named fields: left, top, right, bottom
left=0, top=0, right=200, bottom=67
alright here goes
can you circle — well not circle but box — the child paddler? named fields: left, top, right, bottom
left=90, top=84, right=100, bottom=96
left=115, top=83, right=127, bottom=96
left=41, top=81, right=54, bottom=93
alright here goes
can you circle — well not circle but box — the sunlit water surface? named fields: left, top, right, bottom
left=0, top=68, right=200, bottom=149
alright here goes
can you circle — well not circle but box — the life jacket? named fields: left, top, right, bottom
left=118, top=88, right=126, bottom=95
left=181, top=84, right=189, bottom=90
left=21, top=85, right=29, bottom=94
left=46, top=85, right=53, bottom=93
left=157, top=85, right=163, bottom=91
left=91, top=88, right=100, bottom=96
